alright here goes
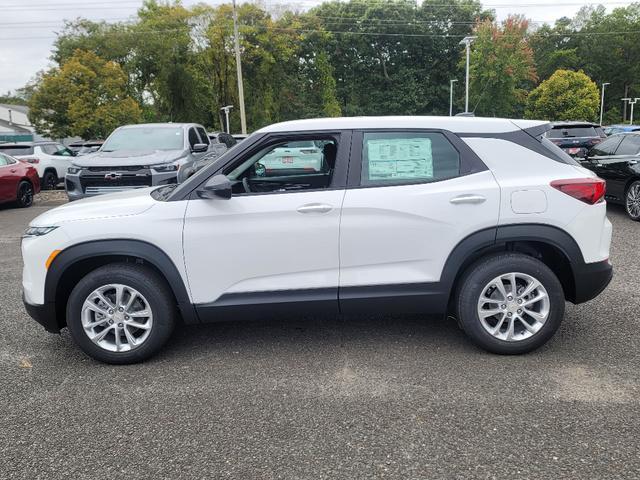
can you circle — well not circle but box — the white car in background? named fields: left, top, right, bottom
left=0, top=141, right=74, bottom=189
left=258, top=140, right=324, bottom=174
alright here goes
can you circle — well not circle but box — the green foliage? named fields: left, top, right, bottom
left=28, top=50, right=142, bottom=139
left=466, top=15, right=537, bottom=117
left=525, top=69, right=599, bottom=121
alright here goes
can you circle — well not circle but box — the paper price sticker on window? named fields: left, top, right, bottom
left=367, top=138, right=434, bottom=180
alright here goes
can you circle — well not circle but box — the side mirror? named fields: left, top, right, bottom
left=197, top=174, right=232, bottom=199
left=192, top=143, right=208, bottom=153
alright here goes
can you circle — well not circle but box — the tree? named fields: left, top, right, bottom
left=525, top=69, right=599, bottom=121
left=466, top=15, right=537, bottom=117
left=29, top=50, right=141, bottom=139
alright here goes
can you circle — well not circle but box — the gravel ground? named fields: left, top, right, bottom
left=1, top=199, right=639, bottom=479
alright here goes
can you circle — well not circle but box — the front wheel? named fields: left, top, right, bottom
left=66, top=263, right=176, bottom=364
left=42, top=170, right=58, bottom=190
left=455, top=253, right=565, bottom=354
left=625, top=180, right=640, bottom=221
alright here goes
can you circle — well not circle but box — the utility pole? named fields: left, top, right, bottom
left=232, top=0, right=247, bottom=134
left=599, top=82, right=610, bottom=126
left=622, top=98, right=640, bottom=125
left=449, top=79, right=458, bottom=116
left=459, top=36, right=476, bottom=113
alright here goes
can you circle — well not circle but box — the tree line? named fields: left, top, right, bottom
left=11, top=0, right=640, bottom=139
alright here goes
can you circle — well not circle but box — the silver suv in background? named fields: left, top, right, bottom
left=65, top=123, right=211, bottom=200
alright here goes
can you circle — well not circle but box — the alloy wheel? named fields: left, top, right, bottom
left=19, top=183, right=33, bottom=206
left=81, top=284, right=153, bottom=352
left=626, top=183, right=640, bottom=219
left=477, top=272, right=550, bottom=342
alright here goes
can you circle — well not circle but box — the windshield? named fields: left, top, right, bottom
left=547, top=126, right=598, bottom=138
left=102, top=127, right=184, bottom=152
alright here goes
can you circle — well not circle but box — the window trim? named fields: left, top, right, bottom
left=183, top=130, right=352, bottom=200
left=347, top=128, right=487, bottom=189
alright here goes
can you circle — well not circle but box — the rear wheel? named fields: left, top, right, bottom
left=15, top=180, right=34, bottom=208
left=42, top=170, right=58, bottom=190
left=66, top=263, right=176, bottom=364
left=625, top=180, right=640, bottom=221
left=455, top=253, right=565, bottom=354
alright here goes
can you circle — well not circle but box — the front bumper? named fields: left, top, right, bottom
left=23, top=294, right=61, bottom=333
left=572, top=258, right=613, bottom=304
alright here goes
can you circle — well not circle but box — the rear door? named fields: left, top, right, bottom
left=338, top=129, right=500, bottom=314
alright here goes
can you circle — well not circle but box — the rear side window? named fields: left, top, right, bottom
left=614, top=135, right=640, bottom=156
left=361, top=132, right=460, bottom=186
left=0, top=145, right=34, bottom=156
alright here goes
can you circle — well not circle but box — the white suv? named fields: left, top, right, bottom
left=0, top=141, right=74, bottom=189
left=22, top=117, right=613, bottom=364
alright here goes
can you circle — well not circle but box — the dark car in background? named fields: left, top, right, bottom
left=0, top=152, right=40, bottom=208
left=544, top=122, right=606, bottom=158
left=580, top=132, right=640, bottom=221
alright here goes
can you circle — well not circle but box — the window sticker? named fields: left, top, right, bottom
left=367, top=138, right=433, bottom=180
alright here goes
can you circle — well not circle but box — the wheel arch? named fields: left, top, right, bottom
left=46, top=239, right=198, bottom=331
left=441, top=224, right=585, bottom=307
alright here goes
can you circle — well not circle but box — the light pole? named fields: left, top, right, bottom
left=459, top=36, right=476, bottom=113
left=599, top=82, right=610, bottom=126
left=232, top=0, right=247, bottom=134
left=221, top=105, right=233, bottom=133
left=622, top=98, right=640, bottom=125
left=449, top=79, right=458, bottom=116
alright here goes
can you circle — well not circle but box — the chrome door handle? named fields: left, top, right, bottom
left=297, top=203, right=333, bottom=214
left=450, top=194, right=486, bottom=205
left=629, top=160, right=638, bottom=165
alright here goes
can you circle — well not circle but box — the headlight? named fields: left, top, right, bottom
left=67, top=166, right=81, bottom=174
left=151, top=163, right=179, bottom=172
left=23, top=226, right=58, bottom=237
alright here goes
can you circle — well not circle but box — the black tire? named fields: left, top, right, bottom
left=42, top=170, right=58, bottom=190
left=625, top=180, right=640, bottom=221
left=66, top=263, right=176, bottom=364
left=455, top=253, right=565, bottom=355
left=15, top=180, right=34, bottom=208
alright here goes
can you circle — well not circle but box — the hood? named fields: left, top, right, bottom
left=73, top=149, right=187, bottom=167
left=30, top=187, right=157, bottom=226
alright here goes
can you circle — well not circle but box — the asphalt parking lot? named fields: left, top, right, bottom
left=1, top=197, right=639, bottom=479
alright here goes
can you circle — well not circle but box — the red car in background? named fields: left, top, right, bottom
left=0, top=152, right=40, bottom=208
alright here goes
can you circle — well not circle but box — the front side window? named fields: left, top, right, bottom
left=188, top=128, right=200, bottom=149
left=361, top=132, right=460, bottom=186
left=102, top=127, right=184, bottom=152
left=196, top=127, right=210, bottom=145
left=0, top=154, right=9, bottom=166
left=225, top=138, right=338, bottom=194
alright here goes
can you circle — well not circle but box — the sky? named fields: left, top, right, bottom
left=0, top=0, right=633, bottom=94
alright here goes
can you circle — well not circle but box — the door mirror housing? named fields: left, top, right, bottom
left=197, top=174, right=232, bottom=199
left=192, top=143, right=209, bottom=153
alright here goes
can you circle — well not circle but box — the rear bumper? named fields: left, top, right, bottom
left=23, top=293, right=61, bottom=334
left=572, top=259, right=613, bottom=304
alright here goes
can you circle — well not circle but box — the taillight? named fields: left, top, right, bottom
left=19, top=157, right=39, bottom=164
left=551, top=178, right=606, bottom=205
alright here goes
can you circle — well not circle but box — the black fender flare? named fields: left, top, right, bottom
left=46, top=239, right=198, bottom=325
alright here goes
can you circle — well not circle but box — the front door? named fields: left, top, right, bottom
left=182, top=132, right=349, bottom=319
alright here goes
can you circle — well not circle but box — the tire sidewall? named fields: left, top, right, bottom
left=457, top=253, right=565, bottom=355
left=66, top=264, right=175, bottom=364
left=625, top=180, right=640, bottom=221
